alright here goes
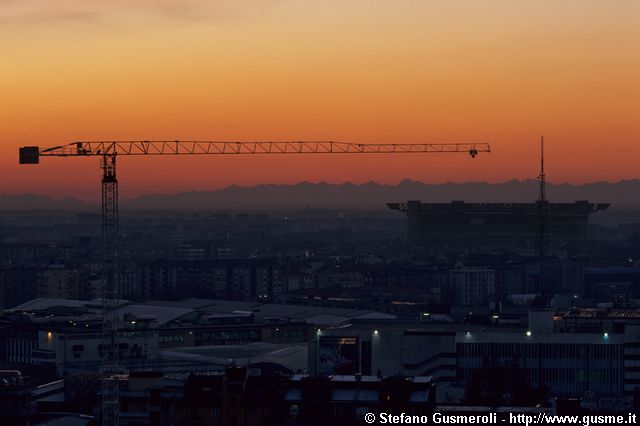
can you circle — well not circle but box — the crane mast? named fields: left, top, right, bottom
left=19, top=140, right=490, bottom=425
left=100, top=154, right=119, bottom=426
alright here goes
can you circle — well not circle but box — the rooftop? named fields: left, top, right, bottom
left=144, top=298, right=395, bottom=325
left=162, top=341, right=308, bottom=373
left=8, top=297, right=395, bottom=327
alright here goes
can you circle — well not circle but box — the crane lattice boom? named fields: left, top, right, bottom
left=21, top=140, right=490, bottom=160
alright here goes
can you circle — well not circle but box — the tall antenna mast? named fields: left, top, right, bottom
left=536, top=136, right=548, bottom=259
left=539, top=136, right=546, bottom=203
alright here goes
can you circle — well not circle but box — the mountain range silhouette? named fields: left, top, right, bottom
left=2, top=179, right=639, bottom=210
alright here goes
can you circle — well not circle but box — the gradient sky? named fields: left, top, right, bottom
left=1, top=0, right=639, bottom=200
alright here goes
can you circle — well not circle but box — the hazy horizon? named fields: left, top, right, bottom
left=2, top=176, right=640, bottom=199
left=3, top=179, right=639, bottom=212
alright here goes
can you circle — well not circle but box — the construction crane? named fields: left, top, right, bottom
left=18, top=140, right=490, bottom=425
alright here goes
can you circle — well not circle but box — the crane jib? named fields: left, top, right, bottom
left=20, top=141, right=490, bottom=163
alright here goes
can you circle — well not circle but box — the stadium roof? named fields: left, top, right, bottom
left=143, top=298, right=395, bottom=325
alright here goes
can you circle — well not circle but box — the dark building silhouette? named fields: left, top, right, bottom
left=388, top=200, right=609, bottom=243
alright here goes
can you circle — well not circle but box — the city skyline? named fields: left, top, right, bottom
left=3, top=2, right=640, bottom=424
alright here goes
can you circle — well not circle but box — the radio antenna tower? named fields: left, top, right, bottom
left=536, top=136, right=549, bottom=259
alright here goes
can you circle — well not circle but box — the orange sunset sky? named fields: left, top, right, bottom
left=1, top=0, right=639, bottom=201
